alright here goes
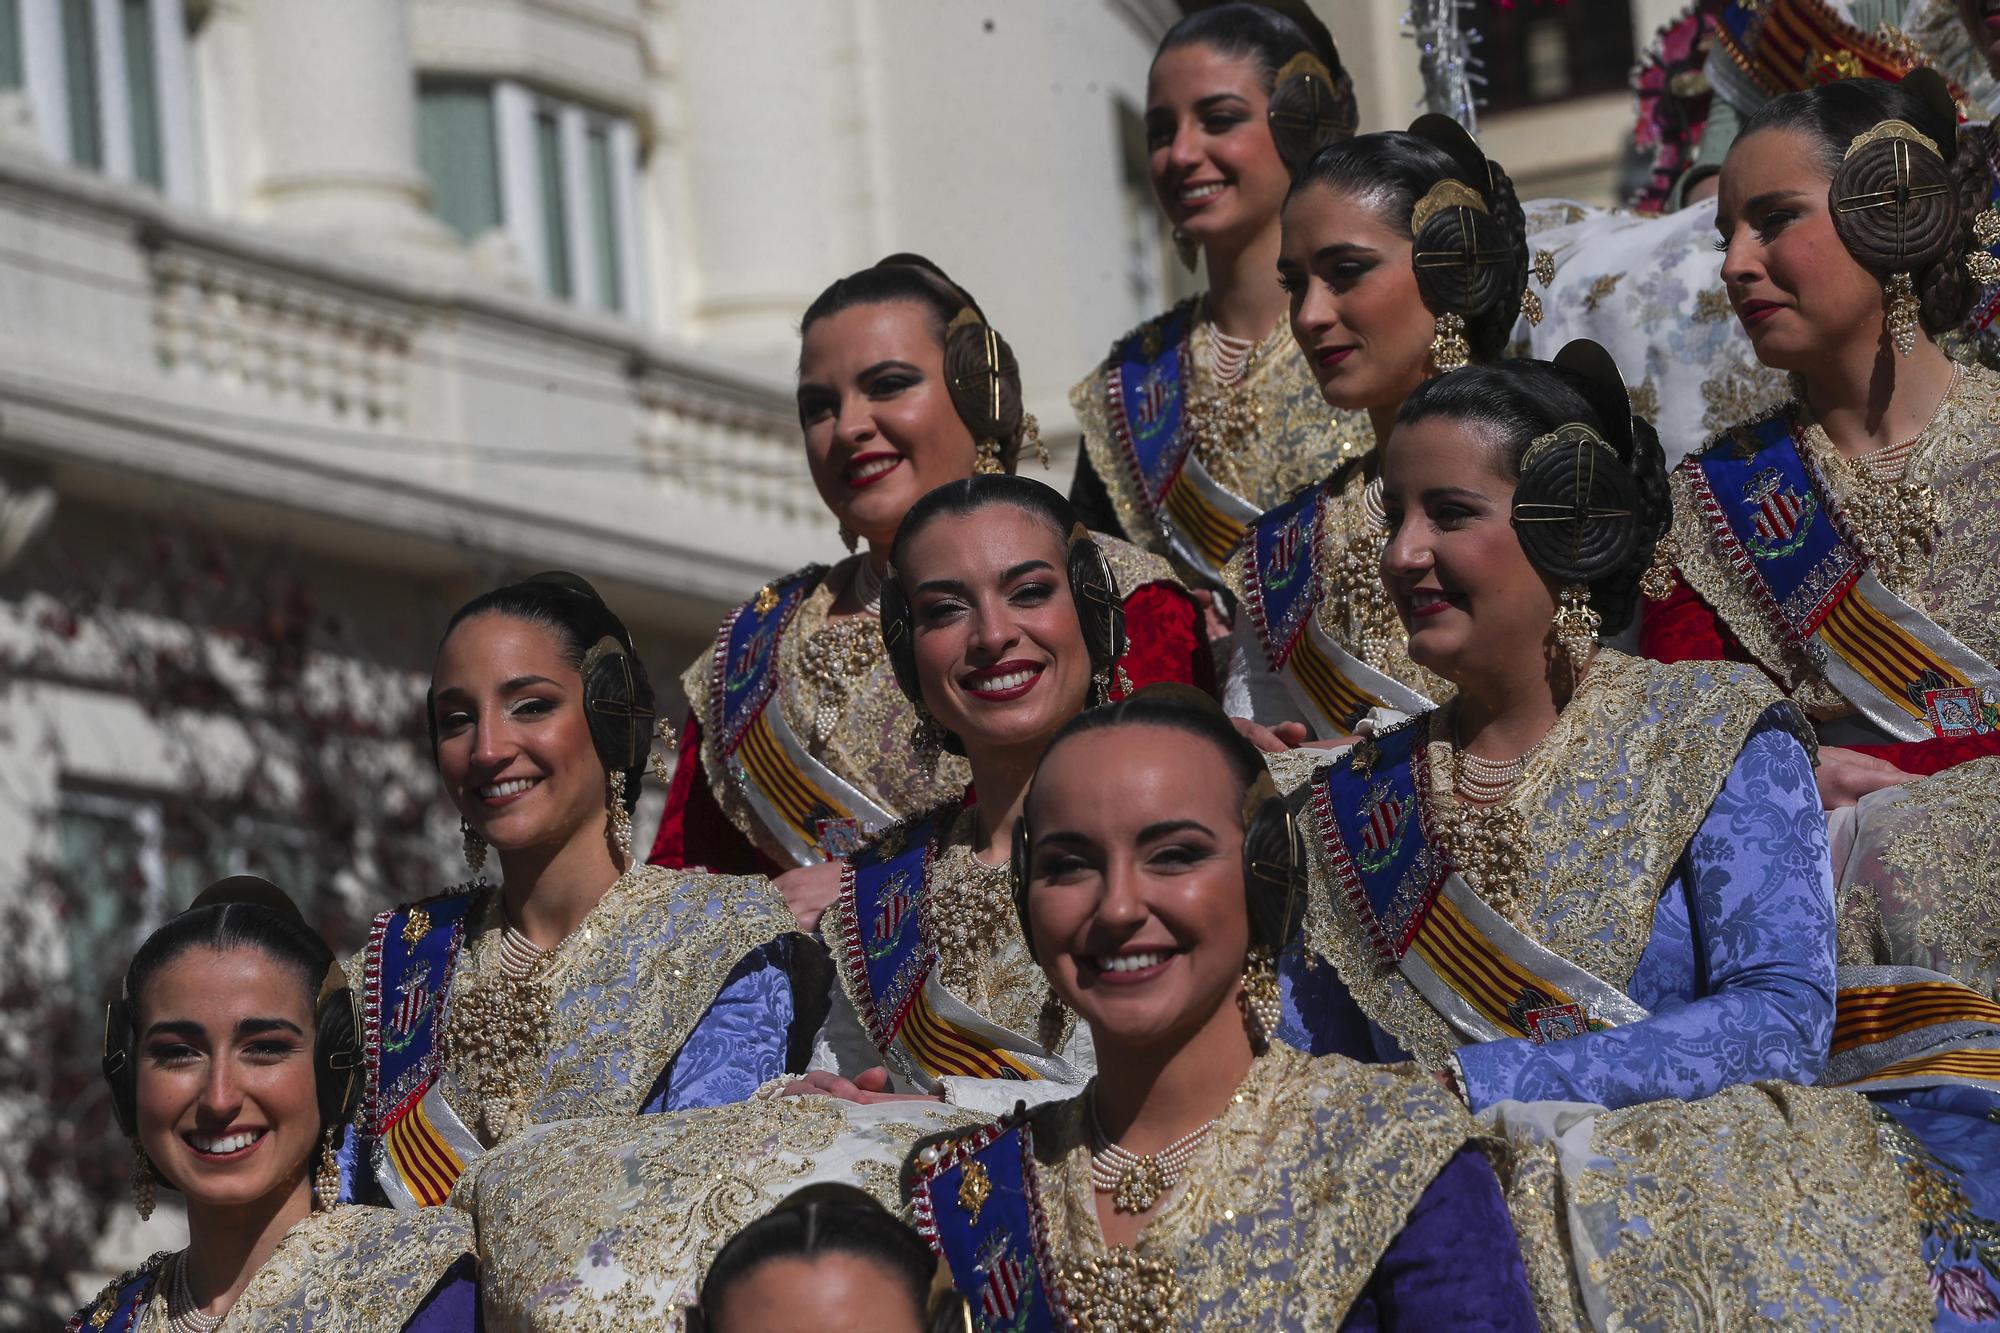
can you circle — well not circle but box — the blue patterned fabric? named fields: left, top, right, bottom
left=1286, top=720, right=1838, bottom=1108
left=647, top=939, right=797, bottom=1112
left=1336, top=1148, right=1538, bottom=1332
left=1876, top=1086, right=2000, bottom=1329
left=1454, top=720, right=1835, bottom=1110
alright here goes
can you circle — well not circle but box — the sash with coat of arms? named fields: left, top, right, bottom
left=703, top=565, right=896, bottom=864
left=351, top=889, right=483, bottom=1208
left=1311, top=719, right=1652, bottom=1050
left=1682, top=413, right=2000, bottom=742
left=1237, top=482, right=1434, bottom=738
left=65, top=1253, right=166, bottom=1333
left=908, top=1114, right=1063, bottom=1333
left=832, top=806, right=1079, bottom=1088
left=1097, top=302, right=1263, bottom=584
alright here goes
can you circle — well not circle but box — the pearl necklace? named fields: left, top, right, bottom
left=166, top=1252, right=224, bottom=1333
left=1088, top=1098, right=1218, bottom=1213
left=849, top=556, right=884, bottom=616
left=1207, top=324, right=1258, bottom=388
left=496, top=923, right=545, bottom=981
left=1454, top=748, right=1528, bottom=804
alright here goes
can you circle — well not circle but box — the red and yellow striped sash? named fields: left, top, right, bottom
left=1817, top=593, right=1974, bottom=730
left=385, top=1098, right=465, bottom=1207
left=737, top=708, right=853, bottom=848
left=1409, top=895, right=1588, bottom=1040
left=1286, top=629, right=1383, bottom=735
left=899, top=984, right=1042, bottom=1083
left=1833, top=982, right=2000, bottom=1055
left=1162, top=472, right=1248, bottom=573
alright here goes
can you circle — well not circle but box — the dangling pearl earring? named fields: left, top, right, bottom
left=132, top=1142, right=156, bottom=1220
left=606, top=771, right=634, bottom=864
left=461, top=818, right=487, bottom=874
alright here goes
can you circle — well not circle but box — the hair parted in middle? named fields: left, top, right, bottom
left=1286, top=116, right=1531, bottom=365
left=1154, top=2, right=1358, bottom=174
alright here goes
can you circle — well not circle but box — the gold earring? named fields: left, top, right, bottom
left=460, top=819, right=486, bottom=873
left=1090, top=667, right=1112, bottom=708
left=1886, top=272, right=1919, bottom=357
left=974, top=437, right=1005, bottom=475
left=1239, top=948, right=1282, bottom=1052
left=1037, top=991, right=1069, bottom=1052
left=1172, top=227, right=1198, bottom=274
left=1430, top=312, right=1470, bottom=373
left=1021, top=413, right=1051, bottom=469
left=1639, top=535, right=1681, bottom=602
left=606, top=771, right=633, bottom=864
left=839, top=523, right=858, bottom=554
left=909, top=709, right=946, bottom=772
left=1553, top=583, right=1601, bottom=670
left=132, top=1142, right=156, bottom=1221
left=314, top=1124, right=341, bottom=1211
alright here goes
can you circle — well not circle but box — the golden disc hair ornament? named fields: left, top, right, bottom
left=1829, top=71, right=1961, bottom=357
left=1509, top=339, right=1646, bottom=588
left=1266, top=50, right=1357, bottom=175
left=1405, top=115, right=1519, bottom=372
left=942, top=306, right=1025, bottom=471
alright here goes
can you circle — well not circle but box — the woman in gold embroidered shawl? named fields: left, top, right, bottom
left=70, top=879, right=478, bottom=1333
left=903, top=688, right=1537, bottom=1330
left=1642, top=74, right=2000, bottom=1001
left=1222, top=114, right=1533, bottom=743
left=1068, top=3, right=1369, bottom=588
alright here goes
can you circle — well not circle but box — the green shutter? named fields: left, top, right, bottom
left=535, top=110, right=571, bottom=299
left=0, top=0, right=23, bottom=91
left=586, top=125, right=620, bottom=311
left=121, top=0, right=160, bottom=187
left=62, top=0, right=102, bottom=168
left=417, top=82, right=502, bottom=240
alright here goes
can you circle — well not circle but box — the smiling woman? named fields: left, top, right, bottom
left=1069, top=2, right=1370, bottom=587
left=69, top=878, right=479, bottom=1333
left=902, top=689, right=1537, bottom=1330
left=336, top=572, right=813, bottom=1209
left=651, top=256, right=1212, bottom=879
left=777, top=475, right=1210, bottom=1117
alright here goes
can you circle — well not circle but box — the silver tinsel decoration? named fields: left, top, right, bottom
left=1404, top=0, right=1484, bottom=132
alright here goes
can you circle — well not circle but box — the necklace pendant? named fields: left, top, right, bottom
left=1113, top=1157, right=1167, bottom=1213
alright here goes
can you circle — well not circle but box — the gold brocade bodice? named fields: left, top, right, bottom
left=1027, top=1047, right=1479, bottom=1329
left=1283, top=651, right=1788, bottom=1069
left=1071, top=297, right=1373, bottom=566
left=81, top=1206, right=473, bottom=1333
left=1668, top=363, right=2000, bottom=720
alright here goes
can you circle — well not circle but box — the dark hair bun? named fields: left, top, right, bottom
left=1830, top=121, right=1961, bottom=275
left=1266, top=52, right=1357, bottom=176
left=579, top=634, right=654, bottom=782
left=1510, top=423, right=1646, bottom=584
left=1411, top=186, right=1519, bottom=320
left=942, top=313, right=1025, bottom=456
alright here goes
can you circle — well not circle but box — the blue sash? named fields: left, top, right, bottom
left=1108, top=304, right=1195, bottom=508
left=1691, top=414, right=1854, bottom=644
left=1688, top=415, right=2000, bottom=740
left=710, top=567, right=824, bottom=751
left=1244, top=483, right=1327, bottom=669
left=910, top=1116, right=1062, bottom=1333
left=358, top=891, right=480, bottom=1206
left=1311, top=721, right=1446, bottom=963
left=840, top=814, right=943, bottom=1053
left=66, top=1257, right=164, bottom=1333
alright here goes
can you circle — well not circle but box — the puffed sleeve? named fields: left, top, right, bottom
left=1337, top=1149, right=1538, bottom=1332
left=1638, top=572, right=1753, bottom=666
left=1117, top=581, right=1217, bottom=697
left=646, top=939, right=800, bottom=1111
left=1453, top=716, right=1836, bottom=1111
left=400, top=1254, right=482, bottom=1332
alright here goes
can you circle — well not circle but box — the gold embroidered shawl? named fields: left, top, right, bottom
left=684, top=543, right=1185, bottom=864
left=1284, top=651, right=1789, bottom=1068
left=454, top=1097, right=985, bottom=1331
left=1668, top=364, right=2000, bottom=722
left=1028, top=1047, right=1488, bottom=1329
left=79, top=1206, right=474, bottom=1332
left=347, top=867, right=797, bottom=1141
left=1070, top=297, right=1371, bottom=564
left=1219, top=459, right=1447, bottom=700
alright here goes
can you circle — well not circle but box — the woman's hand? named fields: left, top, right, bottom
left=1813, top=746, right=1916, bottom=809
left=1190, top=588, right=1234, bottom=645
left=777, top=1068, right=944, bottom=1104
left=1232, top=716, right=1311, bottom=754
left=774, top=859, right=844, bottom=933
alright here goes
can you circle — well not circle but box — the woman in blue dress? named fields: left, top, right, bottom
left=340, top=572, right=811, bottom=1207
